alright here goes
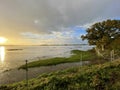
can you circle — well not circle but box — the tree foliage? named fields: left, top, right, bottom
left=110, top=37, right=120, bottom=55
left=81, top=19, right=120, bottom=51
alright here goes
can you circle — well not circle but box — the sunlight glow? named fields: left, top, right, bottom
left=0, top=37, right=7, bottom=44
left=0, top=46, right=5, bottom=62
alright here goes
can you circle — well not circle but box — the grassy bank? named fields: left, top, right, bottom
left=1, top=59, right=120, bottom=90
left=19, top=50, right=97, bottom=69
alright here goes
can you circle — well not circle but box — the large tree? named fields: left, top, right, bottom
left=81, top=19, right=120, bottom=52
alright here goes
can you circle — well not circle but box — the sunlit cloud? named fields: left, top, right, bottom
left=0, top=0, right=120, bottom=45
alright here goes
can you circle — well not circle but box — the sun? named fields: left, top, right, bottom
left=0, top=37, right=7, bottom=44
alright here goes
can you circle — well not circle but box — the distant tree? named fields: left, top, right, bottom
left=81, top=19, right=120, bottom=56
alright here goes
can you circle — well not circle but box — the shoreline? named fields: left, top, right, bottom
left=19, top=49, right=98, bottom=69
left=0, top=61, right=89, bottom=85
left=1, top=59, right=120, bottom=89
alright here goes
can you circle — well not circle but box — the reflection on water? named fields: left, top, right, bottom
left=0, top=46, right=5, bottom=62
left=0, top=45, right=93, bottom=84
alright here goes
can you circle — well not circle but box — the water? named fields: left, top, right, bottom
left=0, top=45, right=92, bottom=84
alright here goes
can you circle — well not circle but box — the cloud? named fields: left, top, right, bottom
left=0, top=0, right=120, bottom=44
left=21, top=26, right=86, bottom=44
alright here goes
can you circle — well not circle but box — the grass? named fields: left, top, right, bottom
left=1, top=59, right=120, bottom=90
left=19, top=49, right=97, bottom=69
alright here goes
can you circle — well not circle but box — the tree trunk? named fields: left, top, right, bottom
left=101, top=45, right=104, bottom=51
left=95, top=47, right=103, bottom=57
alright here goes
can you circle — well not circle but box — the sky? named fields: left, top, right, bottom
left=0, top=0, right=120, bottom=45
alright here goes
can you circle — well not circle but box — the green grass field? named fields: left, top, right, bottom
left=19, top=50, right=97, bottom=69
